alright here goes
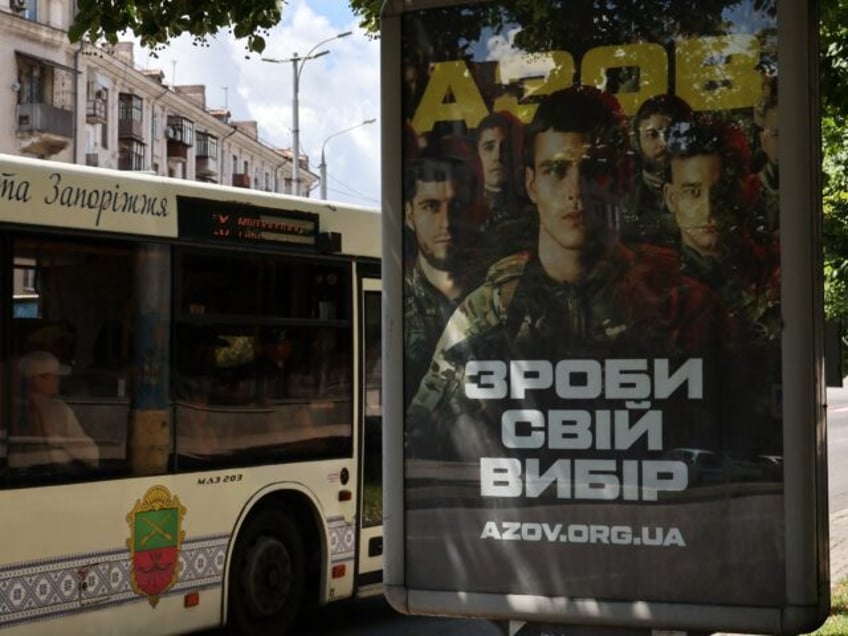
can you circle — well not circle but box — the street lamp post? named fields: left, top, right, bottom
left=262, top=31, right=352, bottom=196
left=319, top=118, right=376, bottom=200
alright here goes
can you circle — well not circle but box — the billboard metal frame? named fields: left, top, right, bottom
left=381, top=1, right=827, bottom=632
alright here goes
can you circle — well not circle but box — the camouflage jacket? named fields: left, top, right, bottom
left=620, top=170, right=678, bottom=248
left=403, top=261, right=461, bottom=406
left=406, top=243, right=731, bottom=459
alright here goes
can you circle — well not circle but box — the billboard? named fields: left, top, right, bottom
left=381, top=0, right=828, bottom=633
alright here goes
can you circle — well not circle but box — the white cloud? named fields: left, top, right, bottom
left=133, top=0, right=381, bottom=207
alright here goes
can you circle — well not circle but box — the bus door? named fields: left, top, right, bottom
left=357, top=277, right=383, bottom=587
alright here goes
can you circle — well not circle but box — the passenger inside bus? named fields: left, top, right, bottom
left=14, top=350, right=99, bottom=472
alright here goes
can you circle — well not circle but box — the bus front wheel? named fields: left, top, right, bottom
left=228, top=507, right=305, bottom=635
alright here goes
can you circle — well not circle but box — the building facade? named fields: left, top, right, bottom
left=0, top=0, right=318, bottom=195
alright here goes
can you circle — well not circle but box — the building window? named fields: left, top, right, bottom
left=117, top=93, right=144, bottom=142
left=196, top=133, right=218, bottom=158
left=166, top=116, right=194, bottom=146
left=118, top=94, right=143, bottom=123
left=85, top=83, right=107, bottom=117
left=119, top=139, right=145, bottom=171
left=11, top=0, right=37, bottom=21
left=17, top=58, right=47, bottom=105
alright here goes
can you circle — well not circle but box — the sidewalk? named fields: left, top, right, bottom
left=830, top=507, right=848, bottom=586
left=825, top=386, right=848, bottom=589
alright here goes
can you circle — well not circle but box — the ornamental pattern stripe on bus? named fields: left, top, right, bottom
left=0, top=535, right=228, bottom=628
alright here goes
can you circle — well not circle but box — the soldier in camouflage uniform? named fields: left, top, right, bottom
left=663, top=114, right=780, bottom=343
left=620, top=94, right=693, bottom=248
left=407, top=86, right=731, bottom=462
left=403, top=136, right=485, bottom=407
left=474, top=111, right=536, bottom=264
left=663, top=114, right=782, bottom=456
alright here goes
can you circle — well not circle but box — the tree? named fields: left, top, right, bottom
left=821, top=0, right=848, bottom=332
left=68, top=0, right=282, bottom=53
left=68, top=0, right=385, bottom=53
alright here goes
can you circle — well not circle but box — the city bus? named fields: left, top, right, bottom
left=0, top=153, right=383, bottom=635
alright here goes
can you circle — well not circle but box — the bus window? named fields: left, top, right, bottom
left=174, top=324, right=353, bottom=466
left=7, top=238, right=167, bottom=485
left=174, top=250, right=354, bottom=470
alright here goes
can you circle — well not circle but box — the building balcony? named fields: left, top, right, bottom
left=118, top=117, right=144, bottom=141
left=232, top=173, right=251, bottom=188
left=16, top=103, right=72, bottom=157
left=167, top=140, right=188, bottom=162
left=196, top=156, right=218, bottom=178
left=86, top=98, right=107, bottom=124
left=118, top=156, right=144, bottom=171
left=17, top=102, right=72, bottom=137
left=166, top=116, right=193, bottom=146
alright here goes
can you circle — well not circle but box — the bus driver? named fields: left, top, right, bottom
left=17, top=350, right=99, bottom=471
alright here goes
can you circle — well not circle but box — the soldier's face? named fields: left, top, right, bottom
left=664, top=153, right=723, bottom=257
left=526, top=130, right=594, bottom=251
left=406, top=179, right=459, bottom=269
left=478, top=126, right=507, bottom=191
left=638, top=113, right=672, bottom=169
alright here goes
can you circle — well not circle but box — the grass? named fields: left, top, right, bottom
left=361, top=483, right=383, bottom=527
left=806, top=581, right=848, bottom=635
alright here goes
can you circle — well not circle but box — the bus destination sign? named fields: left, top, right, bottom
left=177, top=196, right=318, bottom=248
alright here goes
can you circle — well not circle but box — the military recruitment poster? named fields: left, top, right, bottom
left=382, top=0, right=827, bottom=632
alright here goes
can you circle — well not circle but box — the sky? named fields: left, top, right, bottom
left=133, top=1, right=381, bottom=208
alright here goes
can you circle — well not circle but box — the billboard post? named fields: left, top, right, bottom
left=382, top=1, right=828, bottom=633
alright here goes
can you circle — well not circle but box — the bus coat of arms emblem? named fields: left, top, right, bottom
left=126, top=485, right=186, bottom=607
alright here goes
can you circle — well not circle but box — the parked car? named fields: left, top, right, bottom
left=754, top=454, right=784, bottom=481
left=721, top=453, right=764, bottom=482
left=664, top=448, right=725, bottom=486
left=665, top=448, right=774, bottom=486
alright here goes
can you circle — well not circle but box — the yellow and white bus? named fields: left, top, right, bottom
left=0, top=154, right=383, bottom=635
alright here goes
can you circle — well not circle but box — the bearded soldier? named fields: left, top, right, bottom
left=403, top=135, right=484, bottom=407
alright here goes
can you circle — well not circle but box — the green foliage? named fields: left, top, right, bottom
left=361, top=483, right=382, bottom=527
left=821, top=0, right=848, bottom=117
left=68, top=0, right=282, bottom=54
left=804, top=581, right=842, bottom=635
left=348, top=0, right=382, bottom=37
left=822, top=0, right=848, bottom=327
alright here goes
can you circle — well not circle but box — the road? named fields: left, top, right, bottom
left=291, top=595, right=504, bottom=635
left=827, top=386, right=848, bottom=513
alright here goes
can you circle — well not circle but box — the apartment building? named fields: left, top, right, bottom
left=0, top=0, right=318, bottom=195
